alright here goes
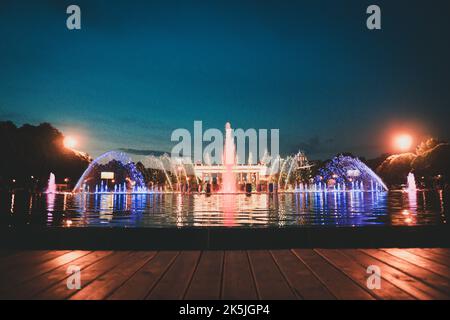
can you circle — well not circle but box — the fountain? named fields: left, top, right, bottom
left=71, top=126, right=387, bottom=195
left=406, top=172, right=417, bottom=193
left=73, top=151, right=148, bottom=194
left=46, top=172, right=57, bottom=194
left=312, top=155, right=388, bottom=193
left=221, top=122, right=237, bottom=193
left=142, top=155, right=174, bottom=191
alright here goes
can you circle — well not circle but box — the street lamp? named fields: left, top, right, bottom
left=394, top=134, right=413, bottom=152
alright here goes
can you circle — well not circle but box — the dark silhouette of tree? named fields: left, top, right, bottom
left=374, top=138, right=449, bottom=187
left=0, top=121, right=90, bottom=191
left=412, top=143, right=450, bottom=178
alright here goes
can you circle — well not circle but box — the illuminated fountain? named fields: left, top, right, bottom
left=277, top=152, right=313, bottom=190
left=298, top=155, right=388, bottom=193
left=221, top=122, right=237, bottom=193
left=72, top=126, right=387, bottom=195
left=45, top=172, right=57, bottom=214
left=72, top=153, right=388, bottom=195
left=46, top=172, right=57, bottom=194
left=141, top=155, right=174, bottom=191
left=406, top=172, right=417, bottom=193
left=73, top=151, right=149, bottom=194
left=405, top=172, right=418, bottom=210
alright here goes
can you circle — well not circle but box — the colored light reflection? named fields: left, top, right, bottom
left=5, top=189, right=447, bottom=228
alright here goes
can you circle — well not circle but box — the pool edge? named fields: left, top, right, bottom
left=1, top=225, right=449, bottom=250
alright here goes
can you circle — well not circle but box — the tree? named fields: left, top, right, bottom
left=0, top=121, right=90, bottom=191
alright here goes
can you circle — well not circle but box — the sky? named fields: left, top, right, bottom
left=0, top=0, right=449, bottom=159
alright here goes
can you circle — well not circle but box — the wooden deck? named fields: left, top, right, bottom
left=0, top=249, right=449, bottom=300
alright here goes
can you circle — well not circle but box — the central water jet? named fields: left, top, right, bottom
left=221, top=122, right=237, bottom=193
left=406, top=172, right=417, bottom=193
left=46, top=172, right=56, bottom=194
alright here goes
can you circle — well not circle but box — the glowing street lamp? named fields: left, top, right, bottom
left=63, top=136, right=77, bottom=149
left=394, top=134, right=413, bottom=151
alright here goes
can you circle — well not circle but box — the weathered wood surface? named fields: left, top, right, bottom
left=0, top=248, right=449, bottom=300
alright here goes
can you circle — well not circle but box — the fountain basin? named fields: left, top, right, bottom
left=1, top=224, right=449, bottom=250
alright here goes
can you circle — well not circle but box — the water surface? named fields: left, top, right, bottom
left=0, top=190, right=448, bottom=228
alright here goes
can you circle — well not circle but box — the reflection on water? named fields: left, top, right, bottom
left=0, top=190, right=448, bottom=228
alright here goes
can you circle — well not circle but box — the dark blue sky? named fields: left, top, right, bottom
left=1, top=0, right=449, bottom=159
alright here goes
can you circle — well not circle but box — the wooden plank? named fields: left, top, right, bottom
left=425, top=248, right=450, bottom=259
left=34, top=251, right=133, bottom=300
left=0, top=251, right=90, bottom=290
left=344, top=249, right=448, bottom=300
left=271, top=250, right=335, bottom=300
left=2, top=251, right=112, bottom=300
left=2, top=249, right=448, bottom=300
left=383, top=249, right=450, bottom=277
left=146, top=251, right=200, bottom=300
left=108, top=251, right=179, bottom=300
left=292, top=249, right=374, bottom=300
left=221, top=251, right=258, bottom=300
left=70, top=251, right=156, bottom=300
left=405, top=249, right=450, bottom=267
left=316, top=249, right=414, bottom=300
left=184, top=251, right=224, bottom=300
left=362, top=249, right=450, bottom=297
left=0, top=250, right=70, bottom=273
left=248, top=250, right=297, bottom=300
